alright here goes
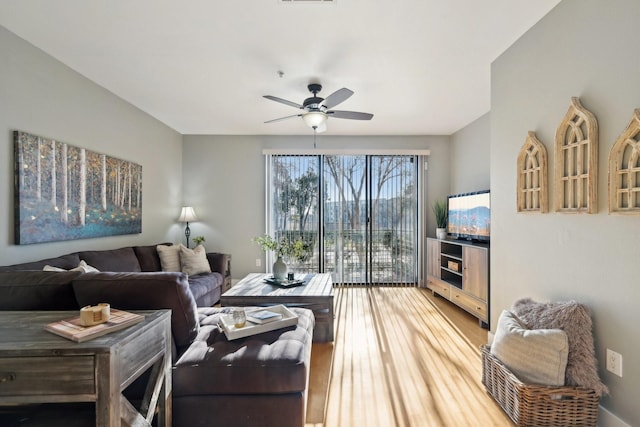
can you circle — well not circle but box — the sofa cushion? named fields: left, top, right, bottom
left=157, top=244, right=181, bottom=272
left=134, top=243, right=170, bottom=271
left=0, top=253, right=81, bottom=272
left=491, top=310, right=568, bottom=386
left=72, top=272, right=199, bottom=349
left=173, top=307, right=314, bottom=396
left=188, top=272, right=223, bottom=307
left=0, top=271, right=81, bottom=310
left=512, top=298, right=608, bottom=396
left=77, top=247, right=141, bottom=272
left=180, top=245, right=212, bottom=276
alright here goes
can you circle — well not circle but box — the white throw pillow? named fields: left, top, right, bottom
left=43, top=260, right=99, bottom=273
left=157, top=244, right=181, bottom=272
left=43, top=265, right=66, bottom=272
left=77, top=260, right=99, bottom=273
left=491, top=310, right=569, bottom=386
left=179, top=244, right=211, bottom=276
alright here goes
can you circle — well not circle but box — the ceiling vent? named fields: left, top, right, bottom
left=279, top=0, right=335, bottom=3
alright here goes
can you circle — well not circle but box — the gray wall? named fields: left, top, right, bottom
left=491, top=0, right=639, bottom=425
left=182, top=135, right=451, bottom=279
left=0, top=26, right=183, bottom=265
left=450, top=112, right=490, bottom=194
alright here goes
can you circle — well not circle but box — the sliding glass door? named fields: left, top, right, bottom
left=268, top=153, right=419, bottom=286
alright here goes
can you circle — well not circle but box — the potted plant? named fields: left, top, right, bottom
left=432, top=199, right=448, bottom=240
left=192, top=236, right=206, bottom=246
left=253, top=235, right=312, bottom=280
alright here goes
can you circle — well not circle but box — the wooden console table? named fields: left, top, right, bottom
left=221, top=273, right=334, bottom=342
left=0, top=310, right=172, bottom=427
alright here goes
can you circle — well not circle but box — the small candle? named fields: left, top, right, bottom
left=232, top=308, right=246, bottom=328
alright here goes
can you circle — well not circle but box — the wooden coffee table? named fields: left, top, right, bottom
left=221, top=273, right=334, bottom=342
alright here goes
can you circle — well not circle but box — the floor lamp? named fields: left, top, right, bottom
left=178, top=206, right=198, bottom=248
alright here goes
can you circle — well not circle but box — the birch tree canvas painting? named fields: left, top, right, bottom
left=14, top=131, right=142, bottom=244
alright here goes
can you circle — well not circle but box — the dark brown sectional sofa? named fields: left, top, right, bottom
left=0, top=244, right=315, bottom=427
left=0, top=243, right=230, bottom=306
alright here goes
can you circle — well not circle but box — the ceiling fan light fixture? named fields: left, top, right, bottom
left=315, top=122, right=327, bottom=133
left=302, top=111, right=327, bottom=129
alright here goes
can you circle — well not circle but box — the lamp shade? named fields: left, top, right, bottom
left=302, top=111, right=327, bottom=129
left=178, top=206, right=198, bottom=223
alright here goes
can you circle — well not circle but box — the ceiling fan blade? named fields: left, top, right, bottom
left=265, top=114, right=302, bottom=123
left=263, top=95, right=303, bottom=109
left=321, top=88, right=354, bottom=109
left=327, top=110, right=374, bottom=120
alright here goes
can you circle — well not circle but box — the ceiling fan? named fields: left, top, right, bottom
left=263, top=83, right=373, bottom=133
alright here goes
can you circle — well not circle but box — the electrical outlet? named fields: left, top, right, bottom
left=606, top=349, right=623, bottom=377
left=255, top=258, right=261, bottom=267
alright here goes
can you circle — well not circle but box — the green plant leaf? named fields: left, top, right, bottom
left=432, top=199, right=447, bottom=228
left=252, top=234, right=312, bottom=262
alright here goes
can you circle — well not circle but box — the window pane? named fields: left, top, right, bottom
left=323, top=155, right=368, bottom=284
left=272, top=155, right=320, bottom=272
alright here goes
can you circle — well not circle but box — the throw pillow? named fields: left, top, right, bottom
left=491, top=310, right=568, bottom=386
left=77, top=260, right=100, bottom=273
left=43, top=260, right=99, bottom=273
left=512, top=298, right=608, bottom=396
left=157, top=244, right=181, bottom=272
left=179, top=244, right=211, bottom=276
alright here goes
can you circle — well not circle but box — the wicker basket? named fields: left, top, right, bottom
left=481, top=345, right=599, bottom=427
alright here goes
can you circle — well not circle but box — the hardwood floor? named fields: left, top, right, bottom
left=306, top=286, right=512, bottom=427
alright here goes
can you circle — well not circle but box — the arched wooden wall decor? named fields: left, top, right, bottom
left=608, top=109, right=640, bottom=214
left=554, top=97, right=598, bottom=213
left=517, top=131, right=548, bottom=212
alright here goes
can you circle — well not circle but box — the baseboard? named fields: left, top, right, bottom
left=598, top=406, right=631, bottom=427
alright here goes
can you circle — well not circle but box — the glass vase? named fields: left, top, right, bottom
left=273, top=256, right=287, bottom=280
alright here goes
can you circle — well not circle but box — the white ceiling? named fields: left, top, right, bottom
left=0, top=0, right=560, bottom=136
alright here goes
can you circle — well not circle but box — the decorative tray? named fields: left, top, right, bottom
left=263, top=276, right=305, bottom=288
left=218, top=305, right=298, bottom=340
left=44, top=308, right=144, bottom=343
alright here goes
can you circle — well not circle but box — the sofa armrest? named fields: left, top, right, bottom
left=72, top=271, right=199, bottom=353
left=206, top=253, right=231, bottom=293
left=206, top=253, right=231, bottom=276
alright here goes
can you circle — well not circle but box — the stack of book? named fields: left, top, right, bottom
left=247, top=309, right=282, bottom=324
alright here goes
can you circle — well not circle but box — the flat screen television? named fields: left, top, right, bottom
left=447, top=190, right=490, bottom=242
